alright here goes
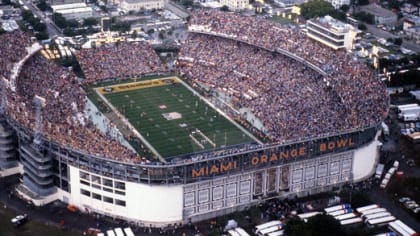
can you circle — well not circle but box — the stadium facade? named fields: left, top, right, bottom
left=0, top=109, right=382, bottom=227
left=0, top=12, right=387, bottom=227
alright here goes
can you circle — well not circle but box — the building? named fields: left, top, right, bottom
left=361, top=4, right=397, bottom=25
left=306, top=15, right=360, bottom=50
left=50, top=0, right=84, bottom=6
left=0, top=14, right=387, bottom=227
left=403, top=16, right=420, bottom=31
left=120, top=0, right=164, bottom=12
left=51, top=3, right=93, bottom=20
left=405, top=26, right=420, bottom=44
left=220, top=0, right=249, bottom=11
left=401, top=3, right=419, bottom=15
left=326, top=0, right=350, bottom=9
left=403, top=16, right=420, bottom=44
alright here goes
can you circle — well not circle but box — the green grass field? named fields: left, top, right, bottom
left=102, top=79, right=254, bottom=158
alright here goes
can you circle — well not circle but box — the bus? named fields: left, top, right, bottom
left=366, top=216, right=396, bottom=228
left=340, top=217, right=362, bottom=226
left=388, top=220, right=418, bottom=236
left=374, top=232, right=396, bottom=236
left=398, top=104, right=419, bottom=113
left=257, top=225, right=284, bottom=236
left=297, top=211, right=322, bottom=221
left=363, top=212, right=392, bottom=222
left=254, top=221, right=282, bottom=235
left=324, top=204, right=351, bottom=213
left=228, top=229, right=241, bottom=236
left=114, top=228, right=124, bottom=236
left=267, top=230, right=284, bottom=236
left=328, top=209, right=353, bottom=217
left=106, top=230, right=116, bottom=236
left=335, top=213, right=358, bottom=221
left=360, top=208, right=387, bottom=217
left=234, top=227, right=250, bottom=236
left=124, top=227, right=135, bottom=236
left=356, top=204, right=379, bottom=213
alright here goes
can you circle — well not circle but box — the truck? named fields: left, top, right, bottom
left=375, top=164, right=385, bottom=179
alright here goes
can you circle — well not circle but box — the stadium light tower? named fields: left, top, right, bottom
left=33, top=95, right=46, bottom=144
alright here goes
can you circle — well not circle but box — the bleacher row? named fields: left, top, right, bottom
left=0, top=9, right=388, bottom=164
left=0, top=31, right=151, bottom=163
left=179, top=9, right=388, bottom=143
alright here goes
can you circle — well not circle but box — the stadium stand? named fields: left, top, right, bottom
left=180, top=10, right=388, bottom=143
left=75, top=41, right=167, bottom=83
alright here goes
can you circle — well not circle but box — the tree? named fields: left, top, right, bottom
left=35, top=31, right=49, bottom=40
left=83, top=17, right=98, bottom=26
left=388, top=0, right=402, bottom=10
left=357, top=0, right=369, bottom=5
left=300, top=0, right=335, bottom=19
left=63, top=27, right=76, bottom=36
left=220, top=5, right=229, bottom=11
left=158, top=31, right=164, bottom=39
left=67, top=19, right=79, bottom=28
left=284, top=218, right=311, bottom=236
left=33, top=22, right=47, bottom=31
left=358, top=23, right=367, bottom=30
left=21, top=10, right=34, bottom=22
left=53, top=13, right=67, bottom=28
left=394, top=37, right=402, bottom=46
left=181, top=0, right=193, bottom=7
left=340, top=4, right=349, bottom=12
left=0, top=27, right=6, bottom=35
left=307, top=214, right=344, bottom=236
left=353, top=11, right=374, bottom=24
left=36, top=0, right=51, bottom=11
left=329, top=10, right=347, bottom=21
left=1, top=0, right=11, bottom=5
left=147, top=28, right=154, bottom=35
left=132, top=30, right=138, bottom=38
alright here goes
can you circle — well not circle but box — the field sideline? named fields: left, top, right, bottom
left=96, top=77, right=255, bottom=158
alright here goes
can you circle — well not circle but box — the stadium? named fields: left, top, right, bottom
left=0, top=10, right=388, bottom=227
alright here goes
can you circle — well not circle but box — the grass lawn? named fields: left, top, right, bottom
left=101, top=78, right=254, bottom=158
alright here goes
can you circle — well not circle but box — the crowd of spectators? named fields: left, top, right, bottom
left=0, top=9, right=389, bottom=165
left=179, top=10, right=388, bottom=143
left=75, top=41, right=167, bottom=83
left=0, top=31, right=33, bottom=81
left=1, top=31, right=147, bottom=163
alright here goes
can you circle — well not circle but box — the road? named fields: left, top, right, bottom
left=24, top=0, right=62, bottom=37
left=370, top=109, right=420, bottom=232
left=365, top=24, right=420, bottom=53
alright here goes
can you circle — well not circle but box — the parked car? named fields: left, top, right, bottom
left=11, top=214, right=28, bottom=227
left=399, top=197, right=411, bottom=203
left=412, top=207, right=420, bottom=214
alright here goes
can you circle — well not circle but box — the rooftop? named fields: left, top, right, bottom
left=51, top=2, right=87, bottom=11
left=308, top=15, right=357, bottom=34
left=122, top=0, right=162, bottom=4
left=361, top=4, right=396, bottom=18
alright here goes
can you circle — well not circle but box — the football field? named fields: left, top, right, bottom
left=98, top=78, right=254, bottom=158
